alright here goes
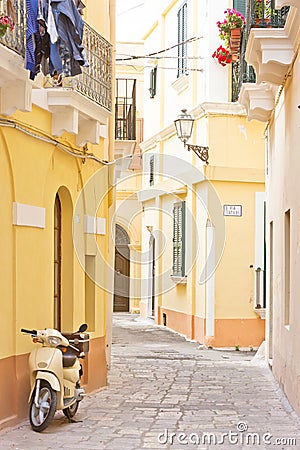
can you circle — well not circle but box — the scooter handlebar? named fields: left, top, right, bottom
left=21, top=328, right=37, bottom=335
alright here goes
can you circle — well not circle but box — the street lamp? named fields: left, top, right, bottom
left=174, top=109, right=209, bottom=164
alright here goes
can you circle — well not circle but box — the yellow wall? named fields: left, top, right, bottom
left=213, top=180, right=265, bottom=318
left=0, top=108, right=110, bottom=359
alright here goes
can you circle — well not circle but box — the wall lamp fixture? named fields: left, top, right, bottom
left=174, top=109, right=209, bottom=164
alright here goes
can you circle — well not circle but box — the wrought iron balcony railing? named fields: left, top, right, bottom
left=231, top=0, right=290, bottom=101
left=44, top=22, right=113, bottom=112
left=115, top=78, right=136, bottom=140
left=249, top=0, right=290, bottom=28
left=0, top=0, right=26, bottom=57
left=0, top=1, right=112, bottom=112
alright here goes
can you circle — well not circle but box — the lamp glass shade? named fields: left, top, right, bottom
left=174, top=109, right=194, bottom=144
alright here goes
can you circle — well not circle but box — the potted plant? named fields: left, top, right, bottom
left=212, top=46, right=232, bottom=67
left=254, top=0, right=274, bottom=23
left=216, top=8, right=245, bottom=47
left=0, top=14, right=14, bottom=39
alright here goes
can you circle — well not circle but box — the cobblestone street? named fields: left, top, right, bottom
left=0, top=314, right=299, bottom=450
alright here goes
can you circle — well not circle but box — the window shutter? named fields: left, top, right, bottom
left=172, top=201, right=186, bottom=277
left=177, top=2, right=188, bottom=77
left=233, top=0, right=246, bottom=17
left=149, top=66, right=157, bottom=98
left=149, top=155, right=154, bottom=186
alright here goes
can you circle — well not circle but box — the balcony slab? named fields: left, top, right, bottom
left=245, top=7, right=300, bottom=86
left=32, top=88, right=111, bottom=146
left=275, top=0, right=299, bottom=8
left=0, top=44, right=32, bottom=115
left=239, top=83, right=275, bottom=122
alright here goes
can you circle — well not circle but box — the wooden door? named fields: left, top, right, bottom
left=54, top=194, right=62, bottom=330
left=113, top=246, right=130, bottom=312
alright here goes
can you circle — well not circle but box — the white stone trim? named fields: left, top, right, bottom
left=171, top=73, right=189, bottom=94
left=12, top=202, right=45, bottom=228
left=32, top=88, right=110, bottom=146
left=0, top=45, right=32, bottom=116
left=84, top=215, right=97, bottom=234
left=239, top=83, right=275, bottom=122
left=96, top=218, right=106, bottom=235
left=140, top=102, right=246, bottom=152
left=275, top=0, right=300, bottom=9
left=245, top=8, right=300, bottom=86
left=84, top=215, right=106, bottom=235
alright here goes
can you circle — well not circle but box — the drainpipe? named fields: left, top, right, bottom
left=106, top=0, right=116, bottom=370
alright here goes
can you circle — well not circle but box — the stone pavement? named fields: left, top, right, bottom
left=0, top=314, right=299, bottom=450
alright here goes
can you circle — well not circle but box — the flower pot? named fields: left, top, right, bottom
left=229, top=27, right=241, bottom=57
left=230, top=27, right=241, bottom=39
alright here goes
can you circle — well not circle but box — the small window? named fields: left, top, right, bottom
left=172, top=201, right=186, bottom=277
left=177, top=1, right=188, bottom=77
left=149, top=66, right=157, bottom=98
left=149, top=155, right=154, bottom=186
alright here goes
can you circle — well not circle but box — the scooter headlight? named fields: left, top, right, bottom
left=47, top=336, right=62, bottom=346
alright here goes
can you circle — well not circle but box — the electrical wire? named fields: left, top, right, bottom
left=117, top=54, right=204, bottom=60
left=116, top=36, right=202, bottom=62
left=0, top=118, right=115, bottom=165
left=119, top=64, right=204, bottom=72
left=117, top=2, right=144, bottom=17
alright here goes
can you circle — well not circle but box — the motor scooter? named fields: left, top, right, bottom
left=21, top=324, right=89, bottom=432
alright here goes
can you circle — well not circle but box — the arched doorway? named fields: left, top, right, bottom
left=53, top=187, right=73, bottom=331
left=54, top=194, right=62, bottom=330
left=114, top=224, right=130, bottom=312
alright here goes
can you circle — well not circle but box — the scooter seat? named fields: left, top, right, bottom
left=62, top=350, right=77, bottom=368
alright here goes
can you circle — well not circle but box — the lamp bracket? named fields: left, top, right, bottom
left=186, top=144, right=209, bottom=164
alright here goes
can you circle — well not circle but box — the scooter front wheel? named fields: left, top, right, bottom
left=63, top=400, right=79, bottom=419
left=29, top=380, right=57, bottom=432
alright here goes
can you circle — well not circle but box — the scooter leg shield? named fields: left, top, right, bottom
left=29, top=372, right=61, bottom=401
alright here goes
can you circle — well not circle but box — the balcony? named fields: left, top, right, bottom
left=238, top=1, right=300, bottom=122
left=115, top=78, right=137, bottom=159
left=34, top=22, right=112, bottom=145
left=115, top=79, right=136, bottom=142
left=232, top=0, right=290, bottom=101
left=114, top=78, right=143, bottom=179
left=0, top=1, right=113, bottom=144
left=0, top=0, right=31, bottom=115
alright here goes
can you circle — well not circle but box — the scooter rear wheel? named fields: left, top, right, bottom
left=63, top=400, right=79, bottom=419
left=29, top=380, right=57, bottom=432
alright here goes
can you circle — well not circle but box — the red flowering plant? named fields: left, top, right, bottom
left=0, top=14, right=15, bottom=38
left=217, top=8, right=245, bottom=47
left=212, top=8, right=245, bottom=66
left=212, top=45, right=232, bottom=67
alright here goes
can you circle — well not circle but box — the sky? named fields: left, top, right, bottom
left=116, top=0, right=145, bottom=41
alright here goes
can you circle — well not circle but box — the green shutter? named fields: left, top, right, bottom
left=149, top=155, right=154, bottom=186
left=177, top=2, right=187, bottom=77
left=173, top=201, right=186, bottom=277
left=149, top=66, right=157, bottom=98
left=233, top=0, right=246, bottom=17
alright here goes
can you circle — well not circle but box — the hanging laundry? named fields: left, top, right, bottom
left=25, top=0, right=88, bottom=80
left=47, top=2, right=58, bottom=43
left=51, top=0, right=85, bottom=77
left=26, top=0, right=38, bottom=79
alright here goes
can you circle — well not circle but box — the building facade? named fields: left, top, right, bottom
left=0, top=0, right=115, bottom=428
left=114, top=41, right=144, bottom=313
left=240, top=1, right=300, bottom=415
left=138, top=0, right=266, bottom=348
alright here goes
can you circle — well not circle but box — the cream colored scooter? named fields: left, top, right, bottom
left=21, top=324, right=89, bottom=432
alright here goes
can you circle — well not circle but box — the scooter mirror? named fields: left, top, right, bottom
left=78, top=323, right=88, bottom=333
